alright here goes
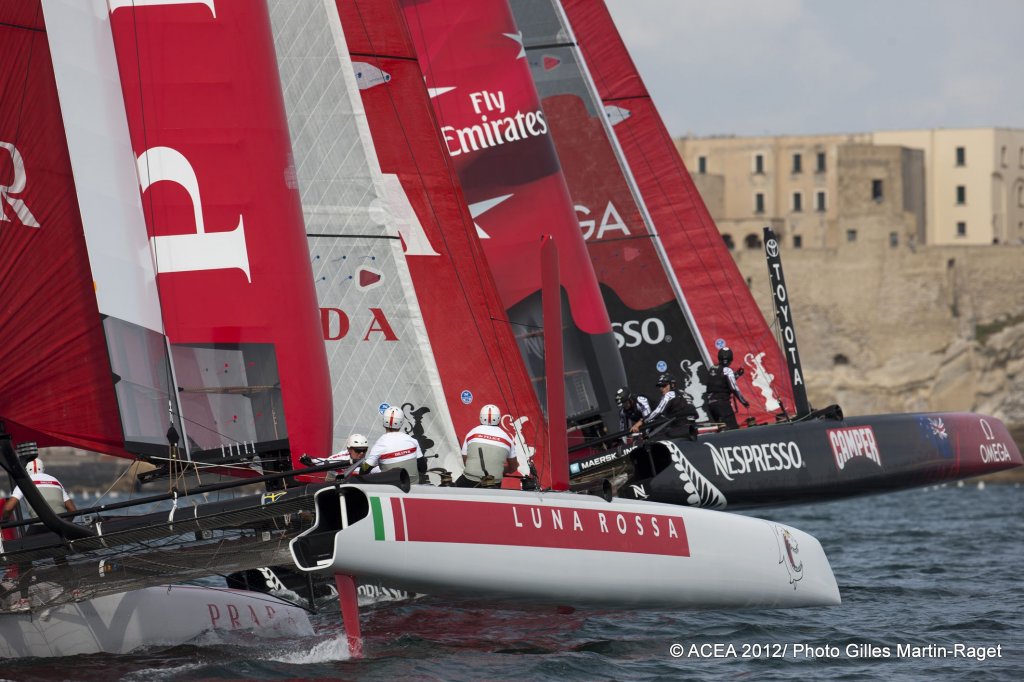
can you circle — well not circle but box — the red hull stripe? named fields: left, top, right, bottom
left=396, top=498, right=689, bottom=557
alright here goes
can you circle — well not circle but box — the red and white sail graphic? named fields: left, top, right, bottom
left=108, top=1, right=333, bottom=463
left=400, top=0, right=626, bottom=425
left=0, top=3, right=129, bottom=455
left=561, top=0, right=795, bottom=420
left=332, top=0, right=550, bottom=478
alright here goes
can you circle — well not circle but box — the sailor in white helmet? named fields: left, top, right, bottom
left=362, top=406, right=424, bottom=480
left=301, top=434, right=375, bottom=479
left=1, top=458, right=77, bottom=534
left=456, top=404, right=517, bottom=488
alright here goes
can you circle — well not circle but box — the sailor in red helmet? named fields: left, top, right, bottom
left=362, top=406, right=424, bottom=481
left=1, top=457, right=77, bottom=533
left=456, top=404, right=518, bottom=488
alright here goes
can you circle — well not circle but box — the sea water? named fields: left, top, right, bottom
left=3, top=483, right=1021, bottom=681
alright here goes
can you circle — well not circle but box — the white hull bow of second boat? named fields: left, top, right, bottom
left=291, top=484, right=841, bottom=609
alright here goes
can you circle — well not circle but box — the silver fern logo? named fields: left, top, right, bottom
left=661, top=441, right=727, bottom=508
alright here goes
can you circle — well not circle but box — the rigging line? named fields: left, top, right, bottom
left=489, top=316, right=543, bottom=330
left=350, top=2, right=532, bottom=423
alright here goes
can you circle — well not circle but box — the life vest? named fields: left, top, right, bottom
left=706, top=365, right=732, bottom=401
left=32, top=478, right=67, bottom=516
left=379, top=457, right=419, bottom=478
left=463, top=441, right=510, bottom=486
left=663, top=390, right=697, bottom=423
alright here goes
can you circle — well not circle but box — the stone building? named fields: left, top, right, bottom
left=677, top=127, right=1024, bottom=251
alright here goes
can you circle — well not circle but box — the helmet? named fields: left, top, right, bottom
left=718, top=347, right=734, bottom=366
left=346, top=433, right=369, bottom=449
left=480, top=404, right=501, bottom=426
left=655, top=373, right=675, bottom=388
left=382, top=406, right=404, bottom=430
left=27, top=459, right=44, bottom=475
left=614, top=387, right=628, bottom=406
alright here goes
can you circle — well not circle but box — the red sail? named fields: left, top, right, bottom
left=562, top=0, right=796, bottom=420
left=0, top=4, right=127, bottom=454
left=334, top=0, right=550, bottom=479
left=400, top=0, right=626, bottom=426
left=108, top=3, right=332, bottom=464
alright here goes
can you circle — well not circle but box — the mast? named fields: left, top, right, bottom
left=763, top=227, right=810, bottom=417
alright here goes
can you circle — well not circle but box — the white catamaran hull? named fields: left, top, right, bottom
left=290, top=484, right=841, bottom=609
left=0, top=585, right=312, bottom=659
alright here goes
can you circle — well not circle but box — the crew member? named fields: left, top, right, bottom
left=457, top=404, right=517, bottom=488
left=0, top=458, right=77, bottom=611
left=630, top=373, right=697, bottom=438
left=615, top=387, right=651, bottom=434
left=301, top=433, right=373, bottom=479
left=1, top=458, right=76, bottom=534
left=362, top=406, right=425, bottom=481
left=705, top=347, right=749, bottom=429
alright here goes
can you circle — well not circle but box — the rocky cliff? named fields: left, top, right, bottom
left=731, top=242, right=1024, bottom=428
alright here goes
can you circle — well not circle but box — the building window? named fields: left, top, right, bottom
left=889, top=232, right=899, bottom=248
left=846, top=229, right=857, bottom=243
left=1019, top=147, right=1024, bottom=168
left=816, top=151, right=826, bottom=173
left=722, top=233, right=734, bottom=250
left=744, top=234, right=761, bottom=250
left=1018, top=184, right=1023, bottom=207
left=956, top=222, right=967, bottom=237
left=697, top=155, right=707, bottom=174
left=871, top=179, right=884, bottom=202
left=815, top=191, right=827, bottom=212
left=754, top=192, right=765, bottom=214
left=956, top=185, right=966, bottom=205
left=1001, top=146, right=1007, bottom=167
left=955, top=146, right=965, bottom=166
left=793, top=235, right=803, bottom=249
left=792, top=192, right=803, bottom=212
left=753, top=153, right=765, bottom=174
left=792, top=153, right=802, bottom=174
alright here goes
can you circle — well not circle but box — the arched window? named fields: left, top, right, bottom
left=722, top=233, right=735, bottom=250
left=744, top=233, right=761, bottom=250
left=833, top=354, right=849, bottom=366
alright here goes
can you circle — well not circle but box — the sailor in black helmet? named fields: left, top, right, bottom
left=704, top=346, right=749, bottom=429
left=615, top=386, right=650, bottom=435
left=630, top=373, right=697, bottom=438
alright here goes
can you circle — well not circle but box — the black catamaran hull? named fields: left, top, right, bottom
left=586, top=411, right=1022, bottom=509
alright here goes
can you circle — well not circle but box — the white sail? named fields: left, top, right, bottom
left=268, top=0, right=459, bottom=459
